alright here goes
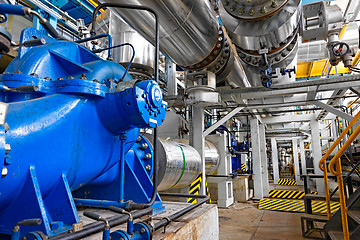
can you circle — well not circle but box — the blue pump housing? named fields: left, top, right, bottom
left=0, top=28, right=167, bottom=238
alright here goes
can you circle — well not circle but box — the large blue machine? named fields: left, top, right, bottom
left=0, top=21, right=167, bottom=239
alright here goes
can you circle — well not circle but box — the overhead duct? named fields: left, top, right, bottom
left=100, top=0, right=249, bottom=88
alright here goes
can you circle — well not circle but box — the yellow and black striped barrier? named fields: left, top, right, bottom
left=241, top=164, right=246, bottom=172
left=188, top=172, right=211, bottom=203
left=268, top=190, right=317, bottom=199
left=258, top=198, right=340, bottom=214
left=278, top=178, right=297, bottom=185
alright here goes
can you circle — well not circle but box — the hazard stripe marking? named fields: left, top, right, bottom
left=277, top=178, right=297, bottom=185
left=268, top=190, right=317, bottom=199
left=241, top=164, right=246, bottom=172
left=187, top=172, right=211, bottom=203
left=258, top=198, right=340, bottom=214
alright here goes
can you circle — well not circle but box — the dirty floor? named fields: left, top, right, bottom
left=219, top=182, right=313, bottom=240
left=218, top=202, right=307, bottom=240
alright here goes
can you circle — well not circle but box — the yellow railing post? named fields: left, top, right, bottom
left=328, top=121, right=360, bottom=240
left=318, top=111, right=360, bottom=219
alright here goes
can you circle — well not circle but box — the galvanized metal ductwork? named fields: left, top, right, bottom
left=100, top=0, right=249, bottom=88
left=147, top=137, right=220, bottom=192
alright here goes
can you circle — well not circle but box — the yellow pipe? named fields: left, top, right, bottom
left=319, top=111, right=360, bottom=218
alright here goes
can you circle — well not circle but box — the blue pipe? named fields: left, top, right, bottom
left=73, top=199, right=128, bottom=208
left=0, top=4, right=25, bottom=16
left=127, top=220, right=133, bottom=235
left=103, top=227, right=110, bottom=240
left=11, top=231, right=20, bottom=240
left=119, top=133, right=127, bottom=201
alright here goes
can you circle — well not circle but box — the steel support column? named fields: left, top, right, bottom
left=203, top=107, right=243, bottom=137
left=299, top=139, right=307, bottom=176
left=165, top=58, right=177, bottom=96
left=250, top=118, right=263, bottom=199
left=190, top=106, right=206, bottom=195
left=259, top=123, right=269, bottom=196
left=310, top=116, right=325, bottom=194
left=292, top=138, right=302, bottom=185
left=271, top=138, right=279, bottom=185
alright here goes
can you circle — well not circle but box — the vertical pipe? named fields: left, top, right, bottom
left=119, top=134, right=127, bottom=201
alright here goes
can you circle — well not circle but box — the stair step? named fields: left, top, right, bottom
left=348, top=210, right=360, bottom=224
left=304, top=194, right=340, bottom=202
left=328, top=231, right=343, bottom=240
left=301, top=213, right=328, bottom=222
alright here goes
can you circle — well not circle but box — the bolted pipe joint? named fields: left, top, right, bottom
left=96, top=80, right=167, bottom=134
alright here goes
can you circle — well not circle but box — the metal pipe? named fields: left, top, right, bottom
left=49, top=207, right=153, bottom=240
left=75, top=33, right=113, bottom=59
left=91, top=3, right=159, bottom=84
left=153, top=193, right=210, bottom=231
left=148, top=127, right=158, bottom=205
left=109, top=14, right=155, bottom=71
left=99, top=0, right=219, bottom=67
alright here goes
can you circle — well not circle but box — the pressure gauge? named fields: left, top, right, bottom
left=332, top=42, right=350, bottom=57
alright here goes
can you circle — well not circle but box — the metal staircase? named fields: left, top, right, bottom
left=324, top=187, right=360, bottom=240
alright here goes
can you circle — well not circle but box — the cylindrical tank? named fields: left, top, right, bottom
left=155, top=138, right=220, bottom=191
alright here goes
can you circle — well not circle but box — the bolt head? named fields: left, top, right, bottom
left=1, top=166, right=7, bottom=178
left=141, top=228, right=146, bottom=233
left=145, top=165, right=151, bottom=171
left=5, top=143, right=10, bottom=154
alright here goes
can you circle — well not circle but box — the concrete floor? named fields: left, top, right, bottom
left=219, top=182, right=309, bottom=240
left=218, top=202, right=307, bottom=240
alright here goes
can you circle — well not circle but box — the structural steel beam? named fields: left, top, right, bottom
left=261, top=114, right=313, bottom=124
left=218, top=74, right=360, bottom=100
left=203, top=107, right=243, bottom=137
left=313, top=101, right=353, bottom=122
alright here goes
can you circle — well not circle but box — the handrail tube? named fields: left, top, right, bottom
left=318, top=110, right=360, bottom=219
left=326, top=123, right=360, bottom=240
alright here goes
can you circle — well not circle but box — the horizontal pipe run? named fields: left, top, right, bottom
left=49, top=207, right=153, bottom=240
left=74, top=198, right=127, bottom=208
left=153, top=194, right=210, bottom=231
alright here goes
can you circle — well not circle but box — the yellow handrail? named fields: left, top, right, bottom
left=328, top=122, right=360, bottom=240
left=318, top=111, right=360, bottom=219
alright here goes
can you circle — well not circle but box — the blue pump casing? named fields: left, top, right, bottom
left=0, top=28, right=167, bottom=238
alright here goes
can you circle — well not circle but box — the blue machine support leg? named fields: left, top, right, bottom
left=0, top=167, right=78, bottom=237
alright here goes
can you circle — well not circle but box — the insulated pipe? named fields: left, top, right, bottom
left=153, top=138, right=220, bottom=191
left=99, top=0, right=219, bottom=67
left=99, top=0, right=249, bottom=88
